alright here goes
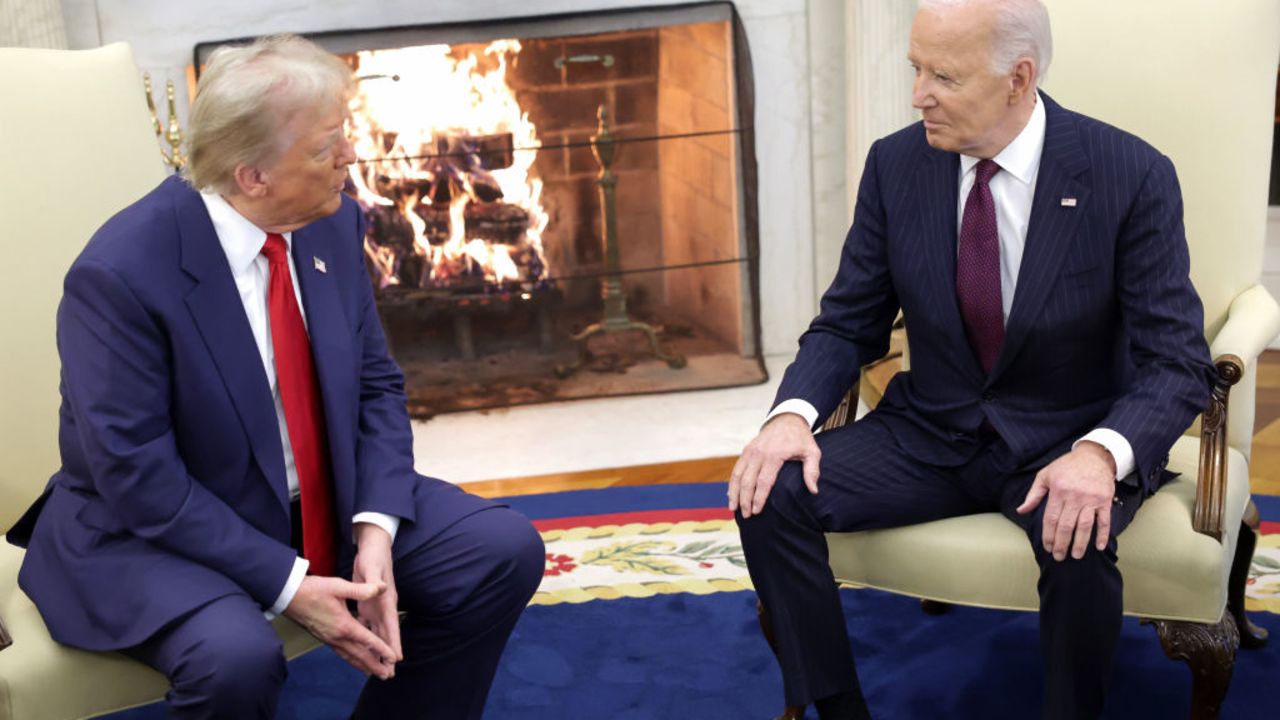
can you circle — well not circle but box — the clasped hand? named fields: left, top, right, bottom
left=729, top=413, right=820, bottom=518
left=284, top=524, right=404, bottom=680
left=1016, top=441, right=1118, bottom=561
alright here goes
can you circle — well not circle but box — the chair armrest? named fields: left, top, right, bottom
left=1195, top=355, right=1243, bottom=541
left=1194, top=285, right=1280, bottom=541
left=1208, top=284, right=1280, bottom=365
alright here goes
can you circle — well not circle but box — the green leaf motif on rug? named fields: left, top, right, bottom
left=581, top=541, right=692, bottom=575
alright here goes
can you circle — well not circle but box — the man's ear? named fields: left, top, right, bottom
left=232, top=164, right=270, bottom=199
left=1009, top=57, right=1036, bottom=104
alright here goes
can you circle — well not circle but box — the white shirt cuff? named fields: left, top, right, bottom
left=765, top=399, right=820, bottom=430
left=266, top=555, right=310, bottom=619
left=1074, top=428, right=1135, bottom=481
left=352, top=512, right=401, bottom=544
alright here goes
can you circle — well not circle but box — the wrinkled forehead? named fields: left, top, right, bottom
left=909, top=4, right=996, bottom=67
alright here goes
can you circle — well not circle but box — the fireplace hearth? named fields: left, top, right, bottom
left=196, top=2, right=764, bottom=417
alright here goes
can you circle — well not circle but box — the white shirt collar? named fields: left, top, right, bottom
left=199, top=191, right=292, bottom=274
left=959, top=90, right=1046, bottom=185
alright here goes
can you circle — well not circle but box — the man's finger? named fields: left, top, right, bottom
left=1070, top=508, right=1095, bottom=560
left=738, top=458, right=762, bottom=518
left=381, top=594, right=403, bottom=662
left=750, top=457, right=783, bottom=515
left=335, top=636, right=388, bottom=679
left=1052, top=505, right=1080, bottom=562
left=1040, top=493, right=1062, bottom=554
left=728, top=455, right=747, bottom=512
left=1095, top=503, right=1113, bottom=552
left=1016, top=475, right=1048, bottom=515
left=343, top=617, right=397, bottom=670
left=334, top=579, right=387, bottom=602
left=801, top=445, right=821, bottom=495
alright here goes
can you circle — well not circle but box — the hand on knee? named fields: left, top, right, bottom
left=730, top=413, right=821, bottom=519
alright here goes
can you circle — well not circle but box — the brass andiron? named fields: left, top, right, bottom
left=144, top=72, right=186, bottom=171
left=556, top=105, right=686, bottom=378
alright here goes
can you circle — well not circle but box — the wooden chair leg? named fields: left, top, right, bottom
left=1228, top=501, right=1269, bottom=649
left=756, top=598, right=806, bottom=720
left=1145, top=613, right=1239, bottom=720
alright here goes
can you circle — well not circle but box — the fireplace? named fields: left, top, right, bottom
left=197, top=2, right=765, bottom=417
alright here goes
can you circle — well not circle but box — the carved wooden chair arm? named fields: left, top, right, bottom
left=1193, top=354, right=1243, bottom=541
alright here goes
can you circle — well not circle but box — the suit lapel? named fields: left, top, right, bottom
left=175, top=184, right=290, bottom=514
left=989, top=96, right=1091, bottom=383
left=291, top=227, right=355, bottom=455
left=913, top=144, right=986, bottom=382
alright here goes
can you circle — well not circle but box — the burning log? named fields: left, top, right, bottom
left=464, top=202, right=529, bottom=245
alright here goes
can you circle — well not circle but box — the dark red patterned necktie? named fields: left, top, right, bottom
left=262, top=233, right=338, bottom=577
left=956, top=159, right=1004, bottom=374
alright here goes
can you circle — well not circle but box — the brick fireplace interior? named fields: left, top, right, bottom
left=196, top=2, right=765, bottom=418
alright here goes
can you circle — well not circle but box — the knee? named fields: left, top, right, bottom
left=480, top=509, right=546, bottom=605
left=1034, top=540, right=1120, bottom=588
left=507, top=514, right=547, bottom=600
left=735, top=461, right=808, bottom=527
left=175, top=626, right=286, bottom=713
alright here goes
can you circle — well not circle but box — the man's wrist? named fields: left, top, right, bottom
left=1075, top=440, right=1118, bottom=477
left=1075, top=428, right=1134, bottom=480
left=354, top=521, right=393, bottom=549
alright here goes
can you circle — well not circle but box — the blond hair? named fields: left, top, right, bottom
left=185, top=34, right=354, bottom=194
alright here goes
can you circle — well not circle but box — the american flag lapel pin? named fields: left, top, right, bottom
left=313, top=256, right=327, bottom=273
left=1060, top=197, right=1078, bottom=207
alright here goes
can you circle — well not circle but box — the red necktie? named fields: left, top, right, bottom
left=956, top=159, right=1004, bottom=374
left=262, top=233, right=338, bottom=577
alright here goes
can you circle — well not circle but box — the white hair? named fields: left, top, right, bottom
left=185, top=34, right=354, bottom=194
left=918, top=0, right=1053, bottom=85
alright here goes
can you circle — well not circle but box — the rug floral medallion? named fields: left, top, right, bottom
left=1248, top=528, right=1280, bottom=614
left=535, top=519, right=752, bottom=605
left=534, top=511, right=1280, bottom=615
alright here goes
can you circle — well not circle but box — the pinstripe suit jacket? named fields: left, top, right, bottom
left=774, top=93, right=1215, bottom=494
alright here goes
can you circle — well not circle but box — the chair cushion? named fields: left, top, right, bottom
left=827, top=435, right=1249, bottom=623
left=0, top=543, right=322, bottom=720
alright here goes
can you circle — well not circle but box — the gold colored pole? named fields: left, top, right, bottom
left=555, top=105, right=686, bottom=377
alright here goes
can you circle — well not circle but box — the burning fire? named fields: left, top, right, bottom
left=347, top=40, right=550, bottom=291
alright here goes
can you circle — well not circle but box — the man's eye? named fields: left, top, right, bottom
left=936, top=73, right=952, bottom=84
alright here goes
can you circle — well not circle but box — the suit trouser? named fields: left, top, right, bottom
left=123, top=483, right=545, bottom=720
left=736, top=412, right=1146, bottom=720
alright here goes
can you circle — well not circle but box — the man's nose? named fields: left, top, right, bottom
left=911, top=77, right=933, bottom=109
left=337, top=135, right=357, bottom=167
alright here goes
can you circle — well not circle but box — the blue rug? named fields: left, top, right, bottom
left=105, top=483, right=1280, bottom=719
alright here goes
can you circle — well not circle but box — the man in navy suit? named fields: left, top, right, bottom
left=6, top=35, right=543, bottom=719
left=732, top=1, right=1214, bottom=718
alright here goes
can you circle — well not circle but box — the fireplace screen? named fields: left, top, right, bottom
left=196, top=2, right=764, bottom=417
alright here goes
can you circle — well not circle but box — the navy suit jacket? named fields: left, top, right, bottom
left=7, top=175, right=479, bottom=651
left=774, top=94, right=1215, bottom=492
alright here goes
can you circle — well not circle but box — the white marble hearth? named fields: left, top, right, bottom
left=410, top=354, right=790, bottom=483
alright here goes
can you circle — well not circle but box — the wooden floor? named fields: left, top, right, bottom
left=470, top=350, right=1280, bottom=498
left=1249, top=350, right=1280, bottom=495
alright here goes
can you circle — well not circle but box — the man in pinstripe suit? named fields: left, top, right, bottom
left=731, top=1, right=1215, bottom=718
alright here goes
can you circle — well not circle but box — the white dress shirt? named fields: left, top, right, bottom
left=767, top=93, right=1135, bottom=481
left=201, top=192, right=400, bottom=615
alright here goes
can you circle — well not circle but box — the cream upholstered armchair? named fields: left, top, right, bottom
left=0, top=44, right=323, bottom=719
left=761, top=1, right=1280, bottom=719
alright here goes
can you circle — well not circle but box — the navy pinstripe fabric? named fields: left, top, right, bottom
left=774, top=93, right=1215, bottom=493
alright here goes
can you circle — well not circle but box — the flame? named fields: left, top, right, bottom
left=348, top=40, right=550, bottom=290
